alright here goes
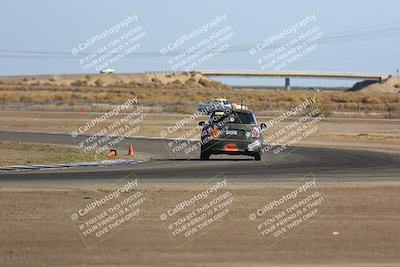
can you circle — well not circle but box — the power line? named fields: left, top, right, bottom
left=1, top=20, right=400, bottom=59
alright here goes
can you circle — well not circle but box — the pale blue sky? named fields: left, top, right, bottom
left=1, top=0, right=399, bottom=86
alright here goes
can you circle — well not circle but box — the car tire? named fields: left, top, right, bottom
left=200, top=151, right=210, bottom=160
left=254, top=152, right=262, bottom=161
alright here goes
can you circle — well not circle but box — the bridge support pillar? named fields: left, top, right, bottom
left=285, top=78, right=291, bottom=90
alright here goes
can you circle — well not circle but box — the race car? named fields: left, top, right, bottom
left=198, top=98, right=232, bottom=114
left=198, top=108, right=267, bottom=160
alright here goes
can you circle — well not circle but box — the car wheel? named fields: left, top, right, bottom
left=254, top=152, right=262, bottom=161
left=200, top=151, right=210, bottom=160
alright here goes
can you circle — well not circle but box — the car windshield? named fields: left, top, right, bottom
left=211, top=111, right=257, bottom=125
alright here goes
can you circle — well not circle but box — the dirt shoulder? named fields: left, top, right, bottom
left=0, top=142, right=110, bottom=166
left=1, top=183, right=399, bottom=266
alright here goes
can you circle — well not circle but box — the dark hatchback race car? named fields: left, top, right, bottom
left=199, top=108, right=266, bottom=161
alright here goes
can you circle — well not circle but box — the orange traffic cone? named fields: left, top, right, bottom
left=128, top=144, right=134, bottom=157
left=107, top=149, right=117, bottom=158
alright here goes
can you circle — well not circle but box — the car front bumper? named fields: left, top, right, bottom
left=201, top=138, right=263, bottom=155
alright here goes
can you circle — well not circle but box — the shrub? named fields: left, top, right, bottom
left=198, top=78, right=210, bottom=87
left=198, top=78, right=231, bottom=90
left=185, top=77, right=197, bottom=85
left=314, top=106, right=332, bottom=118
left=173, top=79, right=182, bottom=84
left=321, top=106, right=332, bottom=117
left=19, top=96, right=33, bottom=103
left=128, top=81, right=138, bottom=87
left=71, top=80, right=88, bottom=86
left=94, top=79, right=104, bottom=87
left=151, top=77, right=161, bottom=83
left=361, top=96, right=380, bottom=105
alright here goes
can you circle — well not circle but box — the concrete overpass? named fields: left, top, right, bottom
left=200, top=70, right=390, bottom=90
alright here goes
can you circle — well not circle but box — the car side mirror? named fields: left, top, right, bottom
left=199, top=121, right=206, bottom=127
left=260, top=123, right=267, bottom=130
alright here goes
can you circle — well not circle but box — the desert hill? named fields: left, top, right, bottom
left=0, top=72, right=230, bottom=90
left=348, top=76, right=400, bottom=93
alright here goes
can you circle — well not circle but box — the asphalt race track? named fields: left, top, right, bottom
left=2, top=130, right=400, bottom=266
left=0, top=130, right=399, bottom=188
